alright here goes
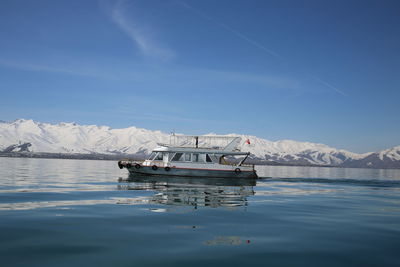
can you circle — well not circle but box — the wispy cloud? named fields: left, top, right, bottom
left=0, top=56, right=302, bottom=93
left=108, top=102, right=227, bottom=126
left=0, top=58, right=113, bottom=78
left=184, top=69, right=301, bottom=90
left=108, top=0, right=174, bottom=61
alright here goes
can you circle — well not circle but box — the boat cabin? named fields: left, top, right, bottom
left=142, top=135, right=250, bottom=168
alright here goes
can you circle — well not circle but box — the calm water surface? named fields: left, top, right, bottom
left=1, top=157, right=400, bottom=267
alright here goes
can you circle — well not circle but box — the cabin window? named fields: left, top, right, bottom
left=193, top=153, right=206, bottom=162
left=184, top=153, right=192, bottom=161
left=210, top=154, right=219, bottom=162
left=148, top=152, right=157, bottom=160
left=155, top=152, right=163, bottom=160
left=171, top=153, right=183, bottom=161
left=206, top=154, right=212, bottom=163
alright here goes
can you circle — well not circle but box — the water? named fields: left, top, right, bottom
left=1, top=158, right=400, bottom=267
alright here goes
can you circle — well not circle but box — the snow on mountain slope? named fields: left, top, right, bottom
left=0, top=119, right=398, bottom=168
left=0, top=119, right=170, bottom=154
left=378, top=146, right=400, bottom=161
left=234, top=134, right=370, bottom=165
left=341, top=146, right=400, bottom=169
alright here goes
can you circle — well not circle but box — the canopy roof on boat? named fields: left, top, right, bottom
left=160, top=134, right=243, bottom=152
left=152, top=145, right=250, bottom=155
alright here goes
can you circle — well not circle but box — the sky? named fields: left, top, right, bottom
left=0, top=0, right=399, bottom=153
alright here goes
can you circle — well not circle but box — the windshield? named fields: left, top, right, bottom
left=148, top=152, right=157, bottom=160
left=171, top=153, right=183, bottom=161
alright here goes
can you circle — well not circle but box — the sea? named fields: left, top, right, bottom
left=1, top=157, right=400, bottom=267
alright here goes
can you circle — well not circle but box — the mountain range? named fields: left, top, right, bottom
left=1, top=119, right=399, bottom=169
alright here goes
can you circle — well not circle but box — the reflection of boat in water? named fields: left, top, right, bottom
left=118, top=135, right=257, bottom=178
left=118, top=175, right=256, bottom=208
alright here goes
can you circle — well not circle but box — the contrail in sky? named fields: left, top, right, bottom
left=218, top=23, right=281, bottom=58
left=178, top=1, right=346, bottom=96
left=178, top=1, right=280, bottom=58
left=308, top=75, right=347, bottom=96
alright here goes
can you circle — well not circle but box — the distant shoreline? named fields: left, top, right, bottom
left=2, top=152, right=399, bottom=170
left=0, top=152, right=305, bottom=166
left=0, top=151, right=385, bottom=169
left=0, top=152, right=144, bottom=161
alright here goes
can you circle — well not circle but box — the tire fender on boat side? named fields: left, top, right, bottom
left=165, top=166, right=171, bottom=171
left=126, top=163, right=132, bottom=168
left=135, top=164, right=141, bottom=169
left=235, top=168, right=241, bottom=174
left=152, top=165, right=158, bottom=170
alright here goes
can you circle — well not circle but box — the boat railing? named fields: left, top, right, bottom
left=157, top=143, right=230, bottom=150
left=168, top=135, right=241, bottom=151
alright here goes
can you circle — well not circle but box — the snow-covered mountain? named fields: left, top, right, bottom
left=0, top=119, right=169, bottom=156
left=1, top=119, right=399, bottom=169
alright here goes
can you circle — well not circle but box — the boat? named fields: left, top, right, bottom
left=118, top=135, right=258, bottom=178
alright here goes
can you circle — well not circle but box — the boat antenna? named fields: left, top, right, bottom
left=170, top=130, right=176, bottom=145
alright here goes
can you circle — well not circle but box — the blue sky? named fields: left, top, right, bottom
left=0, top=0, right=399, bottom=153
